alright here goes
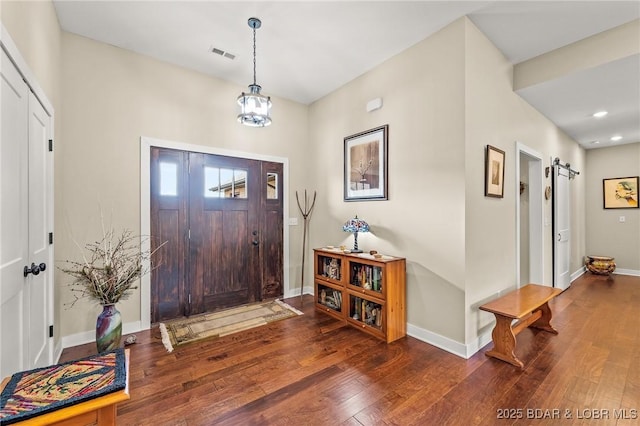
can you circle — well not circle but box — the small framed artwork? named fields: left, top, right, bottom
left=344, top=125, right=388, bottom=201
left=484, top=145, right=505, bottom=198
left=603, top=176, right=639, bottom=209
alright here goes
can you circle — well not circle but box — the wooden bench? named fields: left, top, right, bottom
left=480, top=284, right=562, bottom=368
left=0, top=349, right=130, bottom=425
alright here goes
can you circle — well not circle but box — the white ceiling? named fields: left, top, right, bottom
left=52, top=1, right=640, bottom=150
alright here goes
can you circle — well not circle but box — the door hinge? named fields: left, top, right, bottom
left=48, top=139, right=53, bottom=152
left=49, top=325, right=54, bottom=338
left=49, top=232, right=53, bottom=245
left=188, top=294, right=191, bottom=304
left=188, top=229, right=191, bottom=239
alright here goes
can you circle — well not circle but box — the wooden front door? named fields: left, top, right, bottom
left=150, top=147, right=283, bottom=323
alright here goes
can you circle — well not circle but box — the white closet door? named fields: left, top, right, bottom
left=1, top=48, right=29, bottom=378
left=27, top=92, right=51, bottom=370
left=0, top=48, right=52, bottom=377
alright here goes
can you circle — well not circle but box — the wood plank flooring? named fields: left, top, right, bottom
left=60, top=273, right=640, bottom=425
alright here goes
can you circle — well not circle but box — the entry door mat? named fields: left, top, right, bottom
left=0, top=348, right=126, bottom=425
left=160, top=299, right=303, bottom=352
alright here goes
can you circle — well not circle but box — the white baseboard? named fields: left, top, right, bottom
left=53, top=341, right=63, bottom=363
left=284, top=285, right=313, bottom=299
left=61, top=320, right=143, bottom=350
left=571, top=266, right=586, bottom=282
left=575, top=266, right=639, bottom=278
left=407, top=323, right=469, bottom=359
left=614, top=269, right=640, bottom=277
left=407, top=323, right=494, bottom=360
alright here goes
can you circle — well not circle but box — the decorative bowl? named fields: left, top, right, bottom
left=585, top=255, right=616, bottom=275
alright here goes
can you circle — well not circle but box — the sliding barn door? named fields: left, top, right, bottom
left=553, top=164, right=571, bottom=290
left=150, top=147, right=283, bottom=322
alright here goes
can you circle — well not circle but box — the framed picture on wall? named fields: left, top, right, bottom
left=344, top=125, right=388, bottom=201
left=484, top=145, right=505, bottom=198
left=603, top=176, right=639, bottom=209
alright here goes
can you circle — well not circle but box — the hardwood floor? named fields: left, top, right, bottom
left=60, top=273, right=640, bottom=425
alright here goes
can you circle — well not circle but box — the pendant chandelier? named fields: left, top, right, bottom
left=237, top=17, right=272, bottom=127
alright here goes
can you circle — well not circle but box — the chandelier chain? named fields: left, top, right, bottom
left=252, top=26, right=257, bottom=86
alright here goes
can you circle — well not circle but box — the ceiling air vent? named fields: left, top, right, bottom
left=211, top=47, right=236, bottom=60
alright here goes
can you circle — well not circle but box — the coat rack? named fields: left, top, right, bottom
left=295, top=190, right=317, bottom=305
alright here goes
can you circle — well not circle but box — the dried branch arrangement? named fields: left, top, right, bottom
left=60, top=227, right=164, bottom=307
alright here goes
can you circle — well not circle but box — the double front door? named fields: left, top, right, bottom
left=150, top=147, right=283, bottom=323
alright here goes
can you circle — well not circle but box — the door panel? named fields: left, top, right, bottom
left=189, top=153, right=261, bottom=312
left=27, top=93, right=50, bottom=369
left=553, top=165, right=571, bottom=290
left=1, top=49, right=52, bottom=377
left=1, top=48, right=29, bottom=378
left=150, top=148, right=188, bottom=322
left=261, top=162, right=283, bottom=299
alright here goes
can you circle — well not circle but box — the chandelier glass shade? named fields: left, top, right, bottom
left=237, top=84, right=272, bottom=127
left=237, top=17, right=272, bottom=127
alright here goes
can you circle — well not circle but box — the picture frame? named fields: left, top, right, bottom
left=603, top=176, right=639, bottom=209
left=344, top=125, right=388, bottom=201
left=484, top=145, right=505, bottom=198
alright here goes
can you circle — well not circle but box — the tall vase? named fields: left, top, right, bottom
left=96, top=304, right=122, bottom=353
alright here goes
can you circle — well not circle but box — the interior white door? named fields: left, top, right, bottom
left=1, top=48, right=30, bottom=378
left=0, top=48, right=52, bottom=378
left=553, top=164, right=571, bottom=290
left=27, top=92, right=51, bottom=370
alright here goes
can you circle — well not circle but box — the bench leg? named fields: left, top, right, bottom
left=485, top=315, right=524, bottom=369
left=529, top=302, right=558, bottom=334
left=96, top=404, right=117, bottom=426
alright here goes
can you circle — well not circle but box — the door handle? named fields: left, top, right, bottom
left=24, top=262, right=46, bottom=277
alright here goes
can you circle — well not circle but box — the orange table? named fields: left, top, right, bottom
left=480, top=284, right=562, bottom=368
left=0, top=349, right=130, bottom=426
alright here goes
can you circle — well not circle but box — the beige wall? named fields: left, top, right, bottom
left=2, top=0, right=311, bottom=338
left=586, top=143, right=640, bottom=272
left=309, top=18, right=468, bottom=343
left=1, top=1, right=61, bottom=105
left=309, top=17, right=588, bottom=349
left=57, top=32, right=310, bottom=336
left=463, top=19, right=586, bottom=345
left=2, top=0, right=62, bottom=338
left=3, top=2, right=598, bottom=353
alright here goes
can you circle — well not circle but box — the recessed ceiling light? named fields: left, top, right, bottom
left=592, top=111, right=608, bottom=118
left=590, top=140, right=600, bottom=144
left=610, top=135, right=623, bottom=141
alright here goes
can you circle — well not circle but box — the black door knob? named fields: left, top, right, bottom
left=23, top=262, right=46, bottom=277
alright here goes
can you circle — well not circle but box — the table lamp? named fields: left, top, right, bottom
left=342, top=215, right=369, bottom=253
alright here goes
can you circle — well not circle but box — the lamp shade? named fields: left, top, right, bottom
left=343, top=215, right=369, bottom=253
left=342, top=216, right=369, bottom=233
